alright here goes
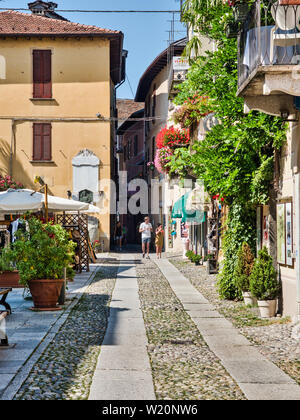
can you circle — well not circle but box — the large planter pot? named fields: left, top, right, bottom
left=242, top=291, right=256, bottom=306
left=0, top=271, right=23, bottom=288
left=257, top=299, right=277, bottom=318
left=28, top=278, right=64, bottom=311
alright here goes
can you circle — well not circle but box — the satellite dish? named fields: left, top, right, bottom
left=271, top=1, right=300, bottom=31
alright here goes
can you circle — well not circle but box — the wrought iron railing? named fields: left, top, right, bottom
left=238, top=0, right=300, bottom=89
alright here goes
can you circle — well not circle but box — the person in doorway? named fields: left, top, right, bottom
left=114, top=221, right=123, bottom=252
left=139, top=216, right=153, bottom=259
left=155, top=223, right=164, bottom=259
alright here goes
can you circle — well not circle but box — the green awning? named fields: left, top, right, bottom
left=171, top=192, right=205, bottom=224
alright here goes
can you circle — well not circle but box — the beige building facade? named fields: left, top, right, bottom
left=0, top=5, right=124, bottom=250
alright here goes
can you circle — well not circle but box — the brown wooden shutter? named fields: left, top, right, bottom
left=33, top=123, right=42, bottom=160
left=33, top=123, right=52, bottom=161
left=42, top=123, right=52, bottom=160
left=33, top=50, right=52, bottom=99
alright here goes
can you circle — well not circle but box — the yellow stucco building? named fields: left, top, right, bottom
left=0, top=2, right=124, bottom=250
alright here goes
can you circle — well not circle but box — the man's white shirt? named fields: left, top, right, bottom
left=140, top=222, right=152, bottom=239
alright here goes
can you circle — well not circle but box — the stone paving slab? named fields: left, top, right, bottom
left=202, top=333, right=251, bottom=347
left=97, top=345, right=151, bottom=372
left=238, top=384, right=300, bottom=401
left=0, top=264, right=99, bottom=399
left=89, top=256, right=155, bottom=401
left=221, top=360, right=295, bottom=384
left=153, top=257, right=300, bottom=400
left=89, top=370, right=155, bottom=401
left=187, top=310, right=223, bottom=318
left=109, top=308, right=143, bottom=319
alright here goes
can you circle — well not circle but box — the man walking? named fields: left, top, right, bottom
left=139, top=216, right=153, bottom=259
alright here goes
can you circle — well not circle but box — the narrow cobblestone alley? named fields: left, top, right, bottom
left=2, top=252, right=299, bottom=401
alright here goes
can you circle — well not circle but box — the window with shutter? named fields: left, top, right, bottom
left=33, top=123, right=52, bottom=161
left=33, top=50, right=52, bottom=99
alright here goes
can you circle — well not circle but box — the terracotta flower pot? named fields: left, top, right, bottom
left=28, top=278, right=64, bottom=311
left=0, top=271, right=22, bottom=288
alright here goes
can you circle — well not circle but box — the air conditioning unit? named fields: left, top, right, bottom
left=173, top=70, right=187, bottom=82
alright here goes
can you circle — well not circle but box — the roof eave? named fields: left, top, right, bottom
left=135, top=37, right=187, bottom=102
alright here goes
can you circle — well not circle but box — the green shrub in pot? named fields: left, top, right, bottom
left=186, top=250, right=194, bottom=261
left=10, top=217, right=76, bottom=287
left=234, top=242, right=254, bottom=293
left=249, top=247, right=280, bottom=301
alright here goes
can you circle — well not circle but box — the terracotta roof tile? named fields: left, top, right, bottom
left=0, top=10, right=121, bottom=36
left=117, top=99, right=144, bottom=121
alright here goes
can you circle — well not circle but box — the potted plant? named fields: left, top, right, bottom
left=234, top=242, right=255, bottom=305
left=249, top=247, right=280, bottom=318
left=147, top=162, right=155, bottom=171
left=205, top=254, right=217, bottom=274
left=186, top=250, right=194, bottom=261
left=192, top=254, right=202, bottom=266
left=0, top=248, right=22, bottom=288
left=10, top=217, right=76, bottom=311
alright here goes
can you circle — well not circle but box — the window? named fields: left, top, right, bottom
left=33, top=50, right=52, bottom=99
left=276, top=201, right=293, bottom=266
left=33, top=123, right=52, bottom=161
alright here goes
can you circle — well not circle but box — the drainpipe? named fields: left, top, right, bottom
left=294, top=172, right=300, bottom=322
left=9, top=119, right=16, bottom=178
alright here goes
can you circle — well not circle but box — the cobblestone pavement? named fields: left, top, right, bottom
left=170, top=256, right=300, bottom=386
left=135, top=256, right=246, bottom=400
left=14, top=262, right=118, bottom=400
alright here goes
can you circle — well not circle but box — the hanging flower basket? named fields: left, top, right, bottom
left=155, top=126, right=190, bottom=150
left=154, top=147, right=173, bottom=174
left=173, top=95, right=210, bottom=128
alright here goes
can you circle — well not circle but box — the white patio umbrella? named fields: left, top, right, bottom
left=0, top=189, right=89, bottom=214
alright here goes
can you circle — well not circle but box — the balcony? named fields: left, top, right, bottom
left=237, top=0, right=300, bottom=116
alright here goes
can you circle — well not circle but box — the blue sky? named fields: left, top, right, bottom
left=1, top=0, right=186, bottom=99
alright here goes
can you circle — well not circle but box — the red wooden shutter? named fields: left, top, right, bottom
left=42, top=124, right=52, bottom=161
left=33, top=50, right=52, bottom=99
left=33, top=123, right=52, bottom=161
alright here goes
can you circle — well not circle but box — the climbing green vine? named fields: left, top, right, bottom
left=169, top=0, right=287, bottom=299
